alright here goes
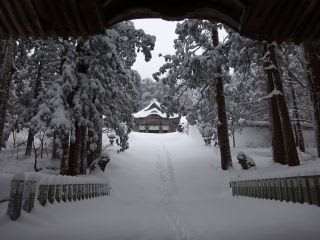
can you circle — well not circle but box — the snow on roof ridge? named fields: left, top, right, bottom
left=143, top=98, right=162, bottom=111
left=133, top=99, right=180, bottom=119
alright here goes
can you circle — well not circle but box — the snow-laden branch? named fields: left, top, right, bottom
left=264, top=64, right=277, bottom=70
left=260, top=89, right=283, bottom=101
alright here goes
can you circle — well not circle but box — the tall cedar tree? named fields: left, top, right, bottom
left=212, top=25, right=232, bottom=170
left=0, top=41, right=15, bottom=150
left=303, top=42, right=320, bottom=158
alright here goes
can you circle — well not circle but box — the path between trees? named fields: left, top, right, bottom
left=1, top=127, right=320, bottom=240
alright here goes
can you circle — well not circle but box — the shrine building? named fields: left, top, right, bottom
left=133, top=99, right=180, bottom=133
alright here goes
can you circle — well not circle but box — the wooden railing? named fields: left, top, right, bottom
left=230, top=175, right=320, bottom=207
left=7, top=173, right=110, bottom=220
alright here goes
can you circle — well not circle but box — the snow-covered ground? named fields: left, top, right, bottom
left=1, top=126, right=320, bottom=240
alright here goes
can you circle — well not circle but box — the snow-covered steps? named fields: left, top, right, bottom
left=7, top=172, right=110, bottom=220
left=230, top=175, right=320, bottom=207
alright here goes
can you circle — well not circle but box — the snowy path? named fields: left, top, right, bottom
left=155, top=147, right=197, bottom=240
left=1, top=127, right=320, bottom=240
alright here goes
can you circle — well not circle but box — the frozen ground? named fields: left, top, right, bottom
left=1, top=126, right=320, bottom=240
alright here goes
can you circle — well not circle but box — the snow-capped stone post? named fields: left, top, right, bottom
left=22, top=174, right=38, bottom=213
left=237, top=152, right=256, bottom=170
left=7, top=173, right=25, bottom=220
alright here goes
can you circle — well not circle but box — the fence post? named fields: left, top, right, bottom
left=270, top=179, right=276, bottom=200
left=85, top=184, right=89, bottom=199
left=245, top=181, right=249, bottom=197
left=287, top=178, right=295, bottom=203
left=48, top=185, right=56, bottom=204
left=38, top=184, right=49, bottom=206
left=107, top=183, right=110, bottom=196
left=88, top=184, right=92, bottom=198
left=230, top=182, right=234, bottom=196
left=309, top=176, right=320, bottom=206
left=62, top=184, right=68, bottom=202
left=95, top=184, right=98, bottom=197
left=301, top=177, right=310, bottom=204
left=315, top=176, right=320, bottom=207
left=72, top=184, right=77, bottom=201
left=77, top=184, right=82, bottom=200
left=239, top=181, right=243, bottom=196
left=22, top=177, right=37, bottom=213
left=260, top=179, right=265, bottom=199
left=230, top=175, right=320, bottom=207
left=67, top=184, right=73, bottom=202
left=7, top=173, right=25, bottom=220
left=294, top=177, right=303, bottom=204
left=55, top=184, right=62, bottom=202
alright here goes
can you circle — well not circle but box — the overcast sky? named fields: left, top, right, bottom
left=132, top=19, right=178, bottom=80
left=132, top=19, right=227, bottom=80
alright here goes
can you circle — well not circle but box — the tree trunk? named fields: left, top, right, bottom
left=212, top=25, right=232, bottom=170
left=231, top=117, right=236, bottom=148
left=303, top=42, right=320, bottom=157
left=263, top=44, right=287, bottom=165
left=25, top=60, right=43, bottom=157
left=288, top=73, right=305, bottom=152
left=293, top=123, right=299, bottom=146
left=25, top=129, right=34, bottom=156
left=0, top=41, right=15, bottom=150
left=51, top=131, right=59, bottom=159
left=80, top=126, right=88, bottom=174
left=87, top=127, right=103, bottom=168
left=268, top=44, right=300, bottom=166
left=68, top=123, right=82, bottom=176
left=59, top=133, right=70, bottom=175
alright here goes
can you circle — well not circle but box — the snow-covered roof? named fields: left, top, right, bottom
left=133, top=99, right=179, bottom=119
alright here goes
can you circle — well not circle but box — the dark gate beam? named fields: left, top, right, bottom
left=12, top=0, right=35, bottom=35
left=1, top=0, right=25, bottom=37
left=0, top=4, right=17, bottom=37
left=22, top=0, right=45, bottom=37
